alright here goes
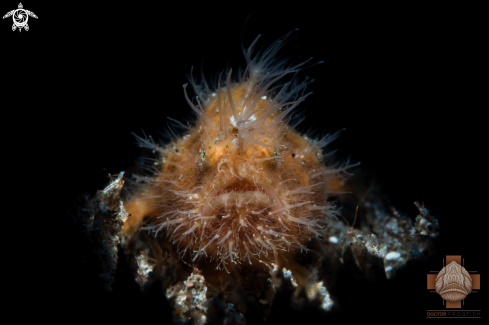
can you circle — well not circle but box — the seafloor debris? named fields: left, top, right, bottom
left=166, top=270, right=209, bottom=325
left=76, top=172, right=440, bottom=323
left=76, top=172, right=129, bottom=291
left=322, top=195, right=441, bottom=280
left=135, top=250, right=155, bottom=286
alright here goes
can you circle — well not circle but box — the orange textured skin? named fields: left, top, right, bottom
left=121, top=190, right=158, bottom=242
left=122, top=34, right=345, bottom=272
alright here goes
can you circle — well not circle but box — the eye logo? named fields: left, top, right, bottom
left=3, top=3, right=38, bottom=32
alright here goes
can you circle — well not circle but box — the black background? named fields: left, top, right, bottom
left=2, top=2, right=483, bottom=323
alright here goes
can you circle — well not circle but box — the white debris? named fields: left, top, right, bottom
left=329, top=236, right=339, bottom=244
left=385, top=251, right=401, bottom=261
left=135, top=251, right=154, bottom=286
left=166, top=270, right=208, bottom=325
left=306, top=281, right=334, bottom=312
left=283, top=267, right=298, bottom=287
